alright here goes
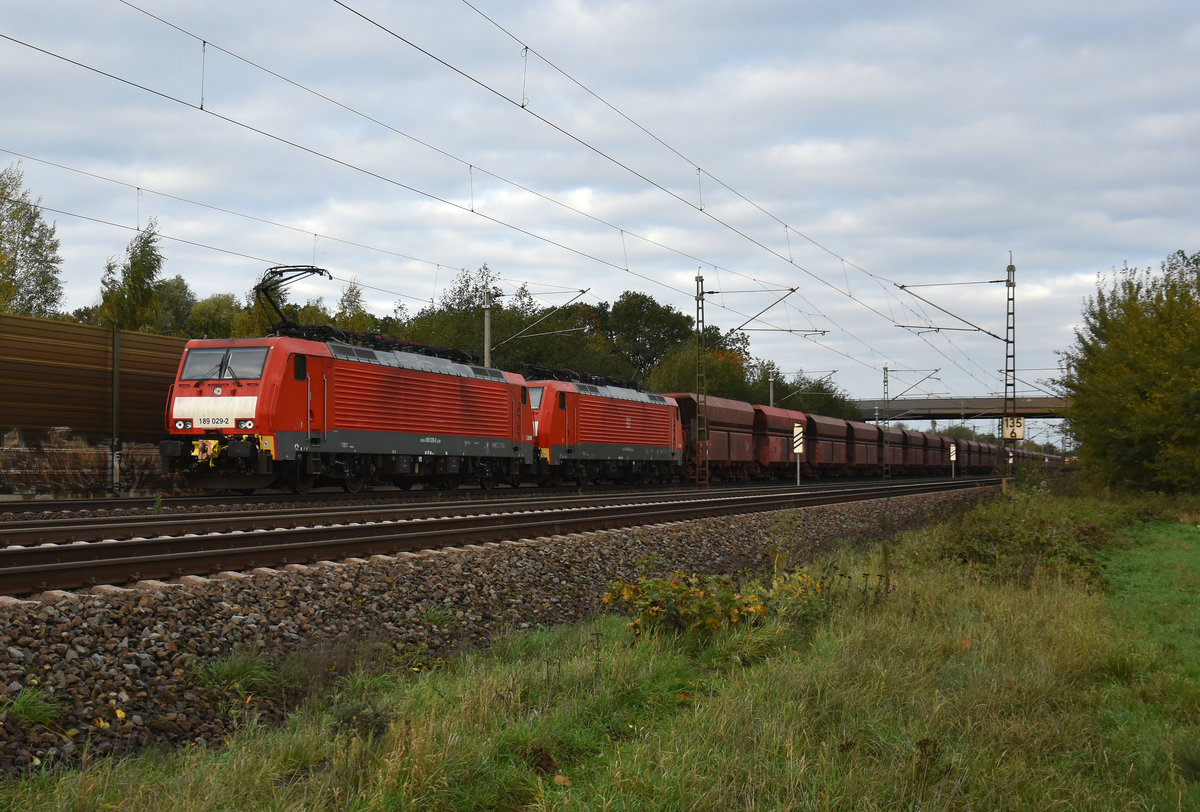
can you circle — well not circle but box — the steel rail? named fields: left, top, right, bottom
left=0, top=478, right=981, bottom=545
left=0, top=494, right=597, bottom=545
left=0, top=479, right=997, bottom=595
left=0, top=477, right=754, bottom=516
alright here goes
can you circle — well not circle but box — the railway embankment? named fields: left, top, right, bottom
left=0, top=489, right=989, bottom=773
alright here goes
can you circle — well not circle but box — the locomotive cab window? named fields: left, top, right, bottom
left=226, top=347, right=269, bottom=380
left=293, top=354, right=307, bottom=381
left=180, top=346, right=270, bottom=382
left=527, top=387, right=544, bottom=409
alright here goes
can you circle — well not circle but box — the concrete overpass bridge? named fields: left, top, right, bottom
left=853, top=396, right=1068, bottom=423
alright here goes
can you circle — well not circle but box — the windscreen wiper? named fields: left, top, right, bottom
left=192, top=363, right=222, bottom=388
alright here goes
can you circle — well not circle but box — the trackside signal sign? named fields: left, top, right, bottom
left=1003, top=416, right=1025, bottom=440
left=792, top=423, right=804, bottom=455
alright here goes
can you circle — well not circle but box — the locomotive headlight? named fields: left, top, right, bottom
left=174, top=419, right=193, bottom=430
left=236, top=419, right=255, bottom=430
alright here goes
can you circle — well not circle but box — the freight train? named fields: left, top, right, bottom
left=158, top=267, right=1054, bottom=492
left=158, top=336, right=1050, bottom=493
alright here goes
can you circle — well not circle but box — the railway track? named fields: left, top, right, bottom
left=0, top=479, right=762, bottom=517
left=0, top=478, right=998, bottom=596
left=0, top=484, right=493, bottom=516
left=0, top=477, right=956, bottom=543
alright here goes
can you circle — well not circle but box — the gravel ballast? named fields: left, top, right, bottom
left=0, top=489, right=990, bottom=773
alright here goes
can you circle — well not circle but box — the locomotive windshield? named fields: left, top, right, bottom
left=180, top=346, right=270, bottom=383
left=527, top=386, right=544, bottom=409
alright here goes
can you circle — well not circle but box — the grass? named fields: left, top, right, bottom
left=0, top=688, right=61, bottom=728
left=3, top=481, right=1200, bottom=810
left=1099, top=520, right=1200, bottom=791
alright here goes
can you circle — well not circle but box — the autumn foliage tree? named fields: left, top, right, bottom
left=1056, top=249, right=1200, bottom=490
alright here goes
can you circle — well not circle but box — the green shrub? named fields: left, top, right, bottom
left=927, top=488, right=1138, bottom=586
left=762, top=569, right=826, bottom=622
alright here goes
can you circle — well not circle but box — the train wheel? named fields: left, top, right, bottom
left=292, top=470, right=314, bottom=495
left=342, top=475, right=366, bottom=494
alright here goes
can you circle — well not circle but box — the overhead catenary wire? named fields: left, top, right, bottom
left=454, top=0, right=1002, bottom=351
left=5, top=18, right=715, bottom=308
left=325, top=3, right=966, bottom=348
left=43, top=3, right=951, bottom=361
left=412, top=6, right=1013, bottom=394
left=0, top=147, right=443, bottom=274
left=0, top=28, right=869, bottom=367
left=0, top=194, right=279, bottom=267
left=0, top=32, right=677, bottom=295
left=2, top=6, right=1004, bottom=397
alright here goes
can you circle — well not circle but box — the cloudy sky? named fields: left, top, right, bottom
left=4, top=0, right=1198, bottom=418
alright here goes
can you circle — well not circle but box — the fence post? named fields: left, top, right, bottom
left=111, top=327, right=121, bottom=496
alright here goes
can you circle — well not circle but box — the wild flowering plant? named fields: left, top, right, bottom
left=763, top=569, right=825, bottom=623
left=603, top=573, right=764, bottom=637
left=603, top=567, right=825, bottom=638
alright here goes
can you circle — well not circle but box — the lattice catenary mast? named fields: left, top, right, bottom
left=1002, top=257, right=1017, bottom=472
left=695, top=274, right=710, bottom=488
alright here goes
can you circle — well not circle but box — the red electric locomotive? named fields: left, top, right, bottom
left=159, top=267, right=534, bottom=492
left=526, top=368, right=682, bottom=485
left=159, top=333, right=534, bottom=492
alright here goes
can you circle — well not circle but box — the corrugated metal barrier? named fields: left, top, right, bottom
left=0, top=314, right=186, bottom=493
